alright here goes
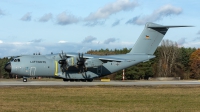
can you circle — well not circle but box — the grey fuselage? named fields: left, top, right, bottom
left=9, top=53, right=155, bottom=79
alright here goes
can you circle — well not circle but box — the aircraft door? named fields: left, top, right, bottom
left=97, top=66, right=102, bottom=75
left=30, top=67, right=36, bottom=76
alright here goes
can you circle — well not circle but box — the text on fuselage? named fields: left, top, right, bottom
left=30, top=61, right=46, bottom=63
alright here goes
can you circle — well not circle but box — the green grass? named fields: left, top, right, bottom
left=0, top=86, right=200, bottom=112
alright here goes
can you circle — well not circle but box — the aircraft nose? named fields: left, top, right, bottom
left=4, top=63, right=11, bottom=73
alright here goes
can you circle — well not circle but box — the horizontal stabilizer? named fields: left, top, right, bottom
left=148, top=25, right=193, bottom=28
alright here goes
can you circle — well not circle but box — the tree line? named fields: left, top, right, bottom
left=0, top=58, right=10, bottom=78
left=0, top=39, right=199, bottom=79
left=87, top=39, right=197, bottom=80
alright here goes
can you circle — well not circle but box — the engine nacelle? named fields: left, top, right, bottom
left=85, top=58, right=103, bottom=68
left=58, top=60, right=66, bottom=64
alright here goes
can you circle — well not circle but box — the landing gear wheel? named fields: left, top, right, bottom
left=69, top=79, right=75, bottom=82
left=81, top=79, right=86, bottom=82
left=23, top=78, right=27, bottom=82
left=63, top=79, right=69, bottom=82
left=75, top=79, right=80, bottom=82
left=87, top=79, right=93, bottom=82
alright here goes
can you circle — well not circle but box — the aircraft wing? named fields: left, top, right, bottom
left=86, top=56, right=132, bottom=62
left=98, top=57, right=130, bottom=62
left=82, top=54, right=132, bottom=62
left=63, top=53, right=131, bottom=62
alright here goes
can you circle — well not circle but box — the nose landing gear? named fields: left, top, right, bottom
left=23, top=77, right=27, bottom=82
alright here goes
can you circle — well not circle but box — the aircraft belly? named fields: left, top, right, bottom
left=56, top=58, right=145, bottom=79
left=101, top=62, right=134, bottom=75
left=101, top=55, right=149, bottom=75
left=56, top=71, right=99, bottom=79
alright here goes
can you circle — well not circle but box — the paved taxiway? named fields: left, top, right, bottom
left=1, top=80, right=200, bottom=86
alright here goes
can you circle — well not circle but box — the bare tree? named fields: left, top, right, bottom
left=157, top=39, right=180, bottom=77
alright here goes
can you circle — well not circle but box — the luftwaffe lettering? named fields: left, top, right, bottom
left=30, top=61, right=46, bottom=63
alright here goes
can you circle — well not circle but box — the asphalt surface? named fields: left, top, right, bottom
left=1, top=80, right=200, bottom=86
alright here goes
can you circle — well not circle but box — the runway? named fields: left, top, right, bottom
left=1, top=80, right=200, bottom=86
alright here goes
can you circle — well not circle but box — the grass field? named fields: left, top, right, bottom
left=1, top=86, right=200, bottom=112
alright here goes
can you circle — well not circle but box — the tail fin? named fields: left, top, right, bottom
left=128, top=22, right=191, bottom=55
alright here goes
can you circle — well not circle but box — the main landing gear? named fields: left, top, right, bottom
left=63, top=79, right=93, bottom=82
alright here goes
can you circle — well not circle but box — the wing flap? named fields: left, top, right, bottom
left=98, top=57, right=129, bottom=62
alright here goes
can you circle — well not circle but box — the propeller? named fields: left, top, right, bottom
left=76, top=53, right=87, bottom=73
left=58, top=51, right=68, bottom=73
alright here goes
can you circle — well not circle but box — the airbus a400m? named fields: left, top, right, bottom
left=4, top=22, right=190, bottom=82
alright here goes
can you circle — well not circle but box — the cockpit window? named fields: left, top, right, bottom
left=13, top=58, right=20, bottom=62
left=11, top=59, right=14, bottom=62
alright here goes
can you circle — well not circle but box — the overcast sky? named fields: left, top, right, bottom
left=0, top=0, right=200, bottom=57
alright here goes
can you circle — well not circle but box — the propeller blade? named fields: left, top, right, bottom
left=59, top=51, right=68, bottom=73
left=59, top=54, right=62, bottom=59
left=75, top=53, right=87, bottom=73
left=78, top=53, right=80, bottom=59
left=64, top=53, right=67, bottom=59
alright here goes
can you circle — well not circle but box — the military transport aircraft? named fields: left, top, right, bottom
left=4, top=22, right=190, bottom=82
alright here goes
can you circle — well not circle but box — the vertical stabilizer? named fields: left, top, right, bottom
left=128, top=22, right=190, bottom=55
left=129, top=22, right=168, bottom=55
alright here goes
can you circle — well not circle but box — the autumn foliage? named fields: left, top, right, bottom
left=189, top=48, right=200, bottom=79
